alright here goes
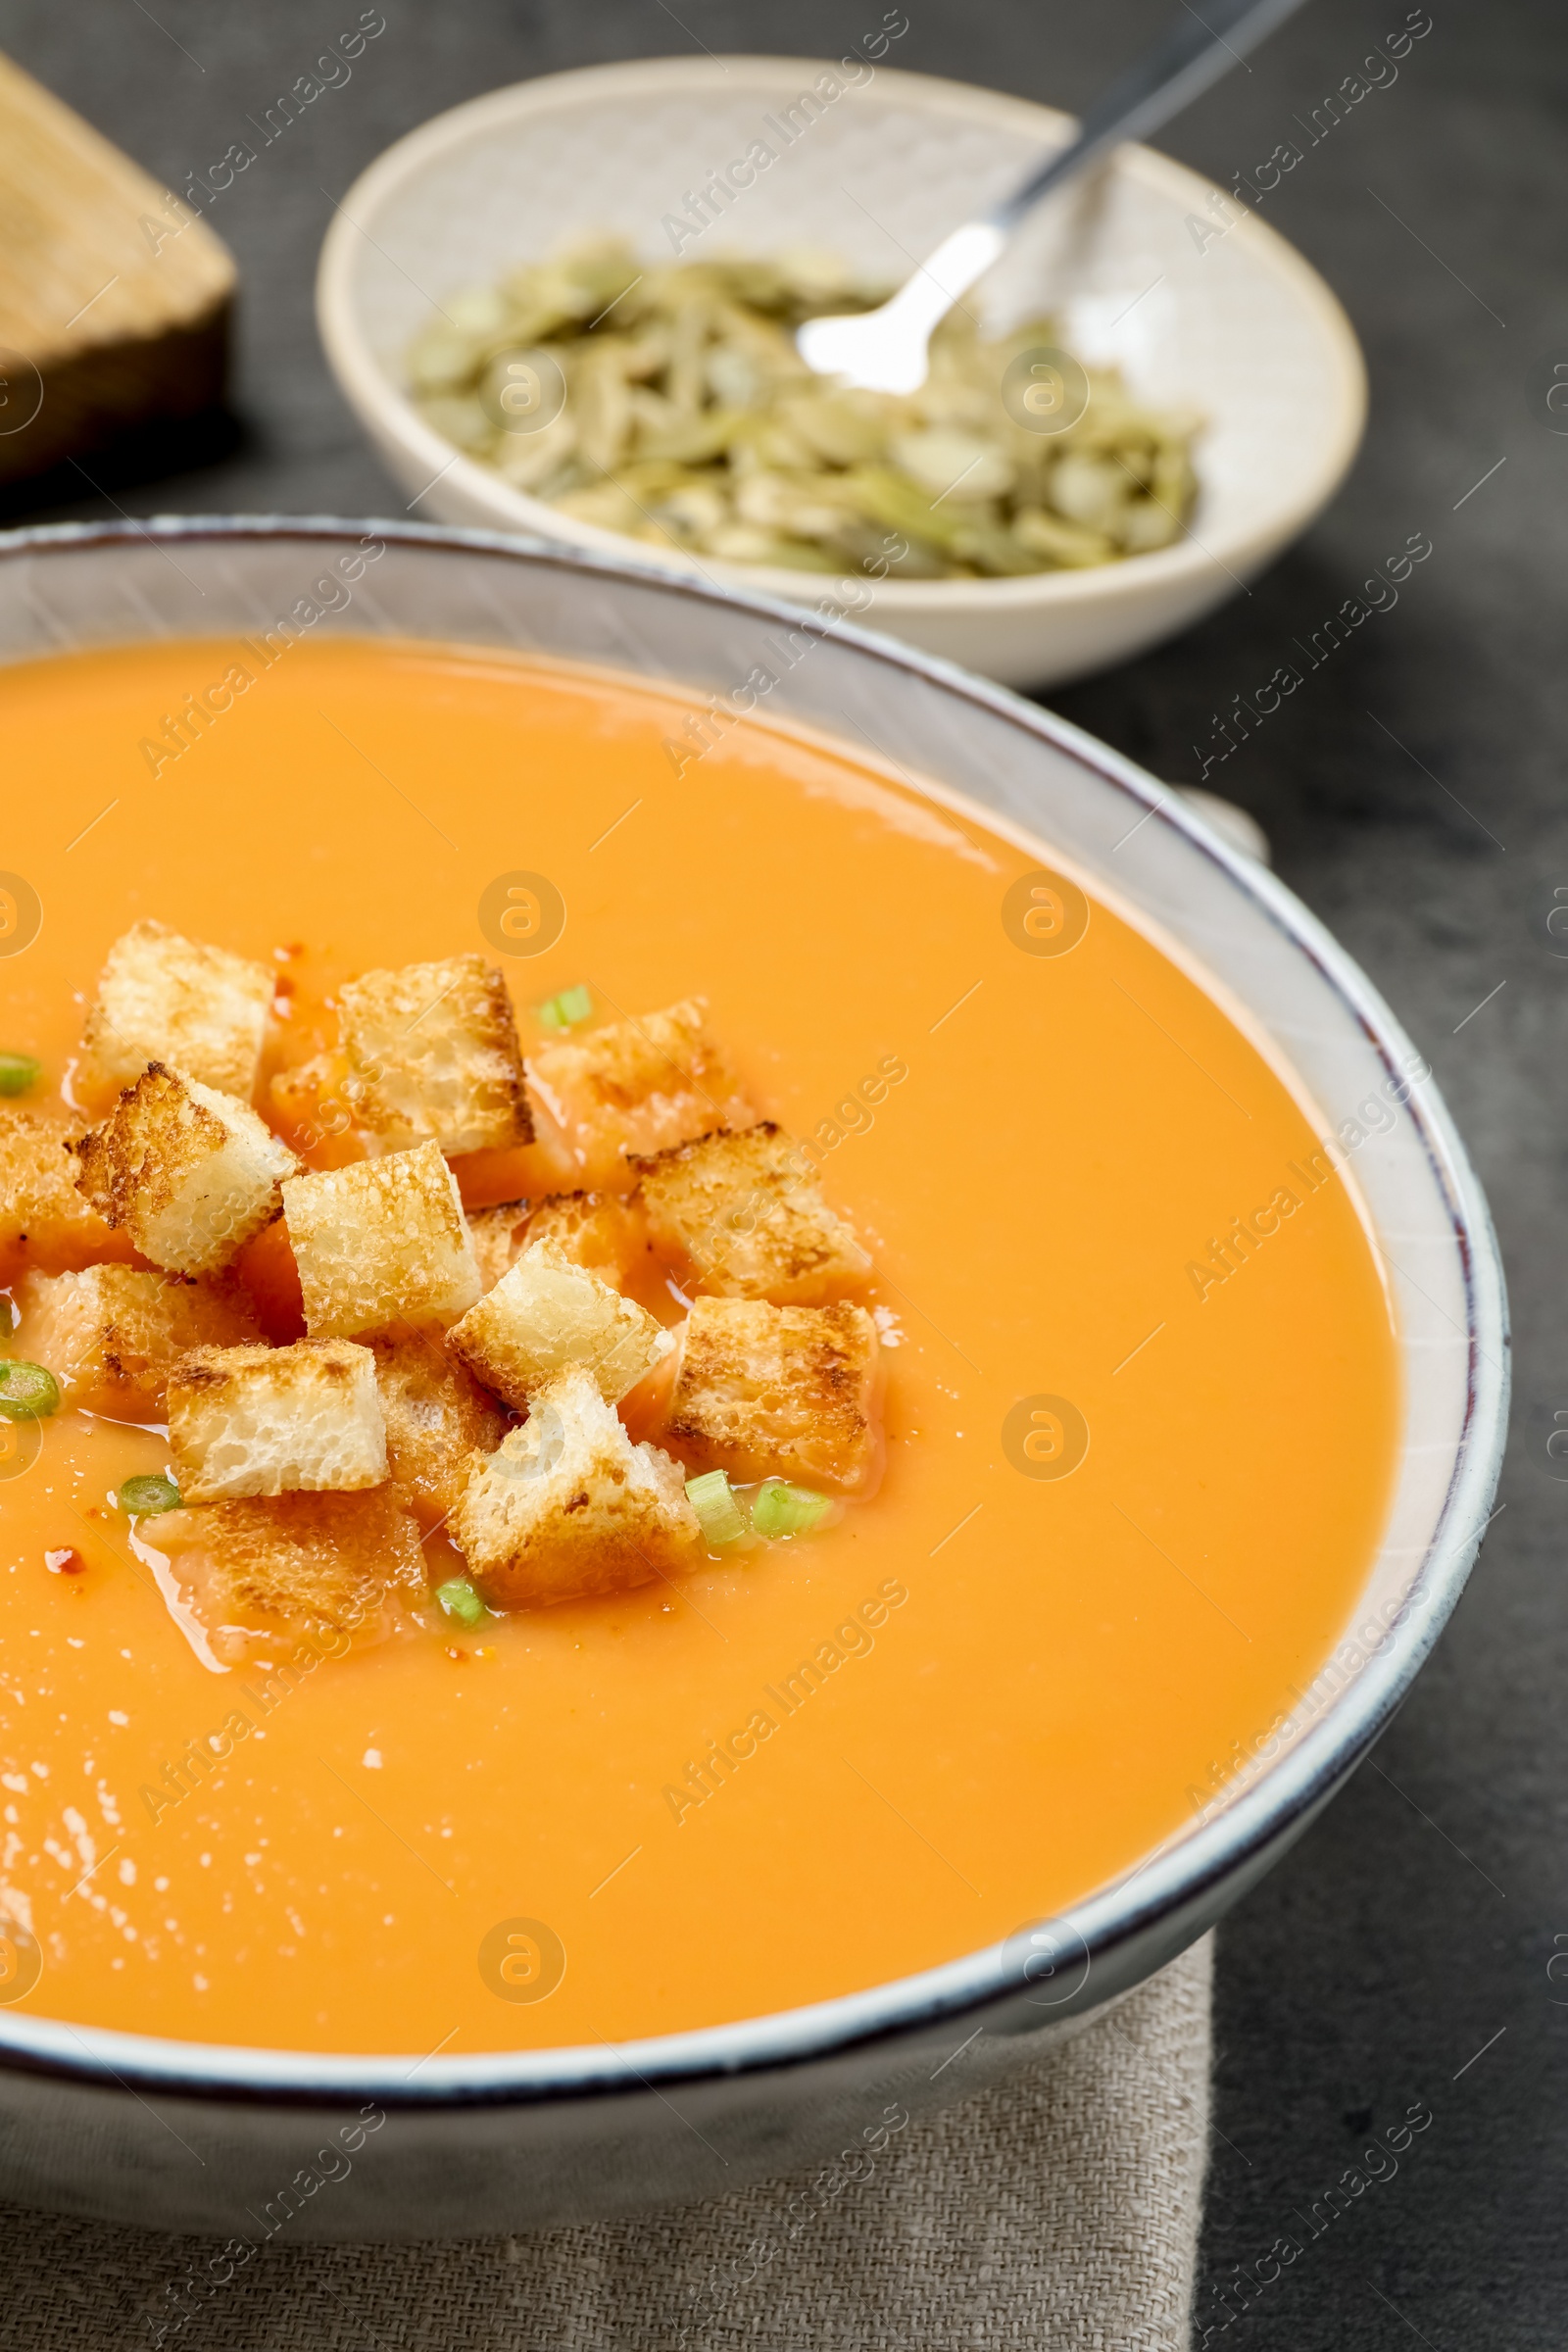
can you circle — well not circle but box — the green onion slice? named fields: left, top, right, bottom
left=685, top=1468, right=748, bottom=1547
left=435, top=1576, right=487, bottom=1628
left=752, top=1481, right=833, bottom=1541
left=118, top=1473, right=182, bottom=1516
left=0, top=1054, right=40, bottom=1098
left=0, top=1362, right=59, bottom=1421
left=536, top=983, right=593, bottom=1029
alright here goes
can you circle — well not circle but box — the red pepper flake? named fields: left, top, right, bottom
left=44, top=1547, right=84, bottom=1576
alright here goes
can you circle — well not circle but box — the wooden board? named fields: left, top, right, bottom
left=0, top=51, right=235, bottom=486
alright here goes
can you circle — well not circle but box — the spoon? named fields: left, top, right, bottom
left=797, top=0, right=1310, bottom=394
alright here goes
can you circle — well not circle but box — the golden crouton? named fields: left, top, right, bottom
left=282, top=1141, right=482, bottom=1339
left=666, top=1297, right=880, bottom=1493
left=0, top=1104, right=120, bottom=1273
left=522, top=1190, right=647, bottom=1292
left=80, top=921, right=274, bottom=1098
left=17, top=1263, right=259, bottom=1418
left=368, top=1330, right=511, bottom=1527
left=527, top=998, right=753, bottom=1184
left=337, top=954, right=531, bottom=1155
left=454, top=1362, right=700, bottom=1608
left=466, top=1199, right=531, bottom=1292
left=448, top=1236, right=672, bottom=1410
left=167, top=1340, right=386, bottom=1502
left=153, top=1490, right=424, bottom=1663
left=72, top=1062, right=296, bottom=1277
left=632, top=1124, right=870, bottom=1303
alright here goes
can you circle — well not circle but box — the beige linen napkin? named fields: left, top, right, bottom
left=0, top=1934, right=1211, bottom=2350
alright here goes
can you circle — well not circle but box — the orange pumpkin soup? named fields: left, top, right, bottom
left=0, top=634, right=1398, bottom=2053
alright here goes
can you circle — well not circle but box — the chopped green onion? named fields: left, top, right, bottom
left=0, top=1054, right=39, bottom=1098
left=118, top=1473, right=182, bottom=1517
left=435, top=1576, right=487, bottom=1628
left=752, top=1481, right=833, bottom=1541
left=536, top=983, right=593, bottom=1030
left=686, top=1468, right=748, bottom=1547
left=0, top=1362, right=59, bottom=1421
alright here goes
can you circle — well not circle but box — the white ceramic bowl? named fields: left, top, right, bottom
left=317, top=56, right=1367, bottom=689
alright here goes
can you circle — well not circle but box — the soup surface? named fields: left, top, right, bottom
left=0, top=633, right=1398, bottom=2054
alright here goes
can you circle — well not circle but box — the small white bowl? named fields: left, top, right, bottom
left=318, top=57, right=1366, bottom=688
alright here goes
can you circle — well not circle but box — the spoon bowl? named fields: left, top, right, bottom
left=795, top=0, right=1308, bottom=393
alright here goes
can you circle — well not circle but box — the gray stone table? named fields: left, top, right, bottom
left=1, top=0, right=1558, bottom=2342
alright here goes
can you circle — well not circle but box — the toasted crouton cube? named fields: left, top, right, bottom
left=0, top=1104, right=120, bottom=1272
left=454, top=1362, right=699, bottom=1607
left=337, top=954, right=531, bottom=1155
left=448, top=1236, right=672, bottom=1409
left=633, top=1124, right=870, bottom=1303
left=283, top=1141, right=481, bottom=1339
left=527, top=999, right=754, bottom=1184
left=666, top=1297, right=880, bottom=1493
left=72, top=1062, right=297, bottom=1277
left=153, top=1490, right=424, bottom=1662
left=368, top=1330, right=511, bottom=1527
left=466, top=1199, right=531, bottom=1292
left=17, top=1264, right=259, bottom=1417
left=522, top=1190, right=647, bottom=1292
left=167, top=1340, right=386, bottom=1502
left=81, top=921, right=274, bottom=1098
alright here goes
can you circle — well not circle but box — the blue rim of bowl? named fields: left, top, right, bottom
left=0, top=514, right=1509, bottom=2108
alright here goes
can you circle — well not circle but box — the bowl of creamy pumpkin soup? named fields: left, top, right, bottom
left=0, top=519, right=1503, bottom=2237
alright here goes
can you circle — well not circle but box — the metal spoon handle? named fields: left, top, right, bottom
left=797, top=0, right=1311, bottom=391
left=990, top=0, right=1310, bottom=234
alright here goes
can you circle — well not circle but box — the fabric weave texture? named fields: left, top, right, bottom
left=0, top=1934, right=1211, bottom=2349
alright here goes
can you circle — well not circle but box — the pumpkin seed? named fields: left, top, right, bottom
left=406, top=237, right=1202, bottom=580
